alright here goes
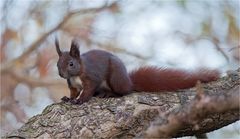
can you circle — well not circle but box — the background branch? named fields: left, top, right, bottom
left=0, top=2, right=117, bottom=74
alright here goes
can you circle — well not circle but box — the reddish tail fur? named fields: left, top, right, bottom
left=129, top=67, right=219, bottom=92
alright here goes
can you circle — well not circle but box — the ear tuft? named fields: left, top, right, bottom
left=70, top=39, right=80, bottom=58
left=55, top=37, right=62, bottom=56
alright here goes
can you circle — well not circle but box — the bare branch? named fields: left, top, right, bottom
left=0, top=2, right=117, bottom=74
left=8, top=70, right=65, bottom=87
left=143, top=83, right=239, bottom=138
left=91, top=41, right=150, bottom=60
left=175, top=31, right=230, bottom=62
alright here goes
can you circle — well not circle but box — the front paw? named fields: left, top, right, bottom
left=69, top=99, right=79, bottom=104
left=61, top=96, right=70, bottom=102
left=71, top=99, right=84, bottom=105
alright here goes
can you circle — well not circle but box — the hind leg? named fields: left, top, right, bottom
left=94, top=87, right=122, bottom=98
left=108, top=58, right=132, bottom=95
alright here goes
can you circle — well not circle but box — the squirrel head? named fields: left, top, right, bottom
left=55, top=38, right=81, bottom=79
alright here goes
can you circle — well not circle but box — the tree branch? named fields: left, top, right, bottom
left=5, top=68, right=240, bottom=138
left=143, top=81, right=239, bottom=138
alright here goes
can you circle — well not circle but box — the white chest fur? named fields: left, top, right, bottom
left=69, top=77, right=110, bottom=90
left=69, top=76, right=84, bottom=98
left=69, top=76, right=83, bottom=92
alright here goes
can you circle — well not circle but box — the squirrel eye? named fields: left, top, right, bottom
left=69, top=62, right=73, bottom=67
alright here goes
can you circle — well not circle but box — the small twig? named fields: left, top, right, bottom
left=228, top=45, right=239, bottom=52
left=211, top=36, right=230, bottom=62
left=196, top=81, right=204, bottom=98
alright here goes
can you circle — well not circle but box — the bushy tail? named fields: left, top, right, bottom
left=129, top=67, right=220, bottom=92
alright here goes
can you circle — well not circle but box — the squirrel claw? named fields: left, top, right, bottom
left=76, top=100, right=83, bottom=105
left=61, top=96, right=70, bottom=102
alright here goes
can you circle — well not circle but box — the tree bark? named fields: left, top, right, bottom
left=5, top=69, right=240, bottom=138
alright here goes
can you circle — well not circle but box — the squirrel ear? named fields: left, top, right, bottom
left=70, top=39, right=80, bottom=58
left=55, top=37, right=62, bottom=56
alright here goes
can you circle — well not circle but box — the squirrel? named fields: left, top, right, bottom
left=55, top=38, right=220, bottom=104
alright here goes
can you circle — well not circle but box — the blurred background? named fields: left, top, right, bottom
left=0, top=0, right=239, bottom=138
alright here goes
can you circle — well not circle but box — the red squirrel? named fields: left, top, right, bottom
left=55, top=38, right=219, bottom=104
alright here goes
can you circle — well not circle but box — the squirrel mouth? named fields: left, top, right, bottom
left=59, top=72, right=68, bottom=79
